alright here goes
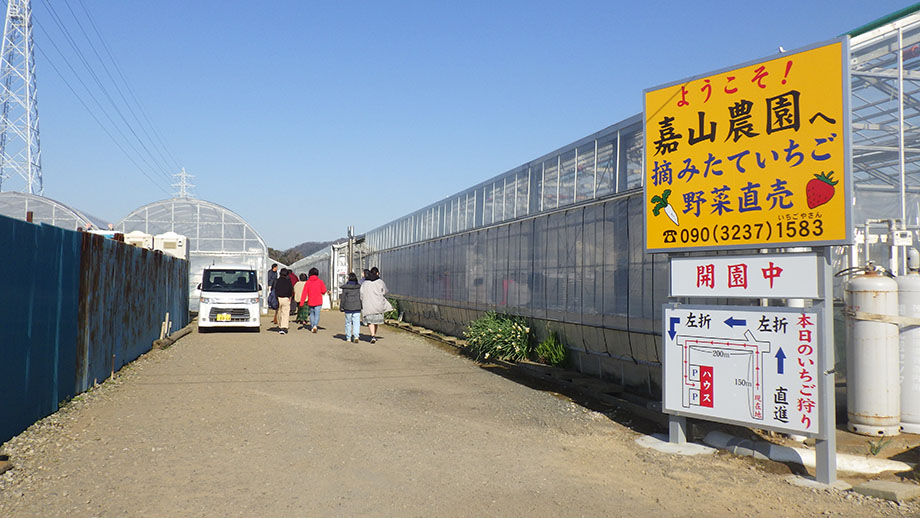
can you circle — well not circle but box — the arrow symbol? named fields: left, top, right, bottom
left=724, top=316, right=747, bottom=328
left=669, top=317, right=680, bottom=340
left=775, top=347, right=786, bottom=374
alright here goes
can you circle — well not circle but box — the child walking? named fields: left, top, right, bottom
left=294, top=273, right=308, bottom=328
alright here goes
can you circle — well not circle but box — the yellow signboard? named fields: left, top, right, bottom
left=644, top=40, right=850, bottom=252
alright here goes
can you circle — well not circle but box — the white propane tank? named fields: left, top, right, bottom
left=899, top=248, right=920, bottom=434
left=846, top=265, right=900, bottom=436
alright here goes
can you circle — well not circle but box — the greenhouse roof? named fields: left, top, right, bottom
left=0, top=192, right=110, bottom=231
left=117, top=197, right=267, bottom=254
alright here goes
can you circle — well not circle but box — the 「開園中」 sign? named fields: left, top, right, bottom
left=663, top=304, right=822, bottom=435
left=670, top=253, right=819, bottom=299
left=644, top=39, right=851, bottom=252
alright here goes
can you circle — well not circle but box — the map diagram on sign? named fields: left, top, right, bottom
left=677, top=329, right=771, bottom=420
left=664, top=305, right=820, bottom=434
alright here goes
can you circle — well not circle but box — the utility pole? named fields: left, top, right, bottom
left=347, top=225, right=354, bottom=276
left=0, top=0, right=41, bottom=194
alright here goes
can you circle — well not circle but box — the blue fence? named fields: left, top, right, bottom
left=0, top=217, right=81, bottom=445
left=0, top=215, right=189, bottom=443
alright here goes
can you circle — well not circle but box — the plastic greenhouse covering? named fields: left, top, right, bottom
left=116, top=197, right=268, bottom=312
left=0, top=192, right=110, bottom=231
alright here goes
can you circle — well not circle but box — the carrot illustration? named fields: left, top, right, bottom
left=651, top=189, right=679, bottom=226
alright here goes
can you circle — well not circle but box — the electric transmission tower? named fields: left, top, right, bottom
left=0, top=0, right=41, bottom=194
left=172, top=168, right=195, bottom=198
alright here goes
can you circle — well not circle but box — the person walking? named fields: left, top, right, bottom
left=287, top=269, right=299, bottom=317
left=294, top=273, right=308, bottom=328
left=359, top=266, right=392, bottom=344
left=274, top=268, right=294, bottom=335
left=340, top=272, right=362, bottom=343
left=268, top=263, right=279, bottom=324
left=300, top=267, right=327, bottom=333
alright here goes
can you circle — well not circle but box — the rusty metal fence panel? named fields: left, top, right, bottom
left=75, top=233, right=189, bottom=392
left=1, top=215, right=189, bottom=443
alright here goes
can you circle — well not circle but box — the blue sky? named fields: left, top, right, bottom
left=24, top=1, right=916, bottom=248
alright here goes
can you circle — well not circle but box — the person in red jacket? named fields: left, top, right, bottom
left=299, top=267, right=327, bottom=333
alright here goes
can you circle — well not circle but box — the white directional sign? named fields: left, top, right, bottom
left=670, top=253, right=819, bottom=299
left=663, top=304, right=822, bottom=435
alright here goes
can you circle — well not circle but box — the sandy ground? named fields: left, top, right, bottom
left=0, top=311, right=915, bottom=517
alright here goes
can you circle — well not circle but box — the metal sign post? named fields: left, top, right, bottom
left=816, top=246, right=836, bottom=484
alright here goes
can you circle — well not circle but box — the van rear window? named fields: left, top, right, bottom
left=202, top=269, right=257, bottom=292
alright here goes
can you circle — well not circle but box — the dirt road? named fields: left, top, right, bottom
left=0, top=312, right=912, bottom=517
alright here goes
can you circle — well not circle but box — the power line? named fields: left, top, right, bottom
left=60, top=0, right=179, bottom=176
left=33, top=18, right=171, bottom=189
left=38, top=0, right=174, bottom=184
left=75, top=0, right=182, bottom=173
left=39, top=0, right=173, bottom=183
left=43, top=67, right=169, bottom=193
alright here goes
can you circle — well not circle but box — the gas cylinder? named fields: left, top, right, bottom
left=846, top=265, right=900, bottom=436
left=899, top=248, right=920, bottom=433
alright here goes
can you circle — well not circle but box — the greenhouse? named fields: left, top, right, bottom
left=0, top=191, right=110, bottom=231
left=361, top=7, right=920, bottom=398
left=849, top=10, right=920, bottom=263
left=289, top=237, right=368, bottom=307
left=116, top=197, right=269, bottom=312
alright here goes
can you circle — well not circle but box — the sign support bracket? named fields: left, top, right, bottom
left=669, top=415, right=687, bottom=444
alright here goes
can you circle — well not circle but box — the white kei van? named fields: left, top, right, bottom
left=197, top=264, right=261, bottom=331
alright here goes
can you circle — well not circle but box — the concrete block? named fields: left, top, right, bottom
left=853, top=480, right=920, bottom=502
left=784, top=475, right=851, bottom=491
left=634, top=433, right=716, bottom=456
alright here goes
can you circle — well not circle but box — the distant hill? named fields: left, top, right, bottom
left=268, top=238, right=346, bottom=266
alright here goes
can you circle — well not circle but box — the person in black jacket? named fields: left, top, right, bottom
left=274, top=268, right=294, bottom=334
left=268, top=264, right=279, bottom=324
left=340, top=272, right=362, bottom=343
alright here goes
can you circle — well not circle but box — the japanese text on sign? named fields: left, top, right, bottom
left=663, top=305, right=821, bottom=435
left=670, top=254, right=820, bottom=298
left=644, top=41, right=849, bottom=252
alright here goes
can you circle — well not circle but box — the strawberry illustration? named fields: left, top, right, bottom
left=805, top=171, right=838, bottom=209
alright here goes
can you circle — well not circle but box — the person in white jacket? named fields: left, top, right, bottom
left=359, top=267, right=392, bottom=344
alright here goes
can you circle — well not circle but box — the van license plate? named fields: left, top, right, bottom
left=216, top=313, right=231, bottom=322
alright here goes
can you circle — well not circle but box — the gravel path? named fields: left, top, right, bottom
left=0, top=312, right=914, bottom=517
